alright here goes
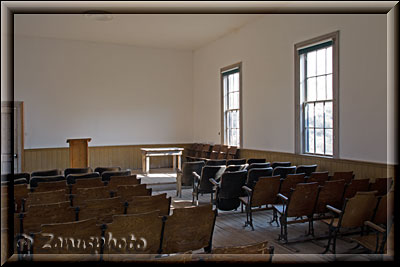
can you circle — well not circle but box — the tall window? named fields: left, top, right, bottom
left=221, top=63, right=242, bottom=147
left=295, top=32, right=338, bottom=157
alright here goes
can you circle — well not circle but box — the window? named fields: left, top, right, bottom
left=221, top=62, right=242, bottom=147
left=295, top=32, right=339, bottom=157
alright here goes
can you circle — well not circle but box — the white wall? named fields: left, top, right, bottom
left=14, top=36, right=194, bottom=148
left=193, top=14, right=389, bottom=164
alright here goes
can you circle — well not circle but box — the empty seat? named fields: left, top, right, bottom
left=78, top=197, right=125, bottom=224
left=19, top=201, right=77, bottom=235
left=272, top=166, right=296, bottom=179
left=205, top=159, right=227, bottom=166
left=226, top=158, right=246, bottom=166
left=94, top=167, right=121, bottom=175
left=31, top=169, right=61, bottom=178
left=125, top=193, right=171, bottom=216
left=192, top=165, right=226, bottom=205
left=306, top=171, right=329, bottom=185
left=31, top=180, right=68, bottom=193
left=368, top=177, right=393, bottom=196
left=161, top=204, right=216, bottom=254
left=278, top=173, right=306, bottom=197
left=295, top=164, right=317, bottom=177
left=101, top=170, right=131, bottom=182
left=246, top=158, right=267, bottom=165
left=246, top=162, right=271, bottom=171
left=24, top=189, right=69, bottom=207
left=115, top=184, right=152, bottom=202
left=69, top=177, right=105, bottom=194
left=64, top=167, right=93, bottom=177
left=272, top=182, right=319, bottom=243
left=72, top=186, right=114, bottom=206
left=29, top=175, right=65, bottom=188
left=245, top=167, right=273, bottom=189
left=104, top=210, right=164, bottom=254
left=32, top=218, right=102, bottom=256
left=66, top=172, right=100, bottom=185
left=342, top=178, right=370, bottom=200
left=176, top=161, right=205, bottom=198
left=106, top=175, right=141, bottom=192
left=271, top=162, right=291, bottom=169
left=211, top=170, right=247, bottom=212
left=330, top=171, right=354, bottom=184
left=12, top=173, right=31, bottom=183
left=240, top=176, right=281, bottom=230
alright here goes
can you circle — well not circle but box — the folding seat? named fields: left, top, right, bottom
left=192, top=165, right=226, bottom=205
left=176, top=161, right=205, bottom=198
left=125, top=193, right=171, bottom=216
left=278, top=173, right=306, bottom=197
left=64, top=167, right=93, bottom=177
left=295, top=164, right=318, bottom=177
left=272, top=166, right=296, bottom=179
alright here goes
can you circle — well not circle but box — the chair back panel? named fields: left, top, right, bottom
left=66, top=172, right=100, bottom=185
left=226, top=159, right=246, bottom=166
left=246, top=168, right=273, bottom=189
left=126, top=193, right=171, bottom=216
left=94, top=167, right=121, bottom=175
left=307, top=171, right=329, bottom=185
left=341, top=191, right=378, bottom=228
left=104, top=210, right=164, bottom=254
left=279, top=174, right=306, bottom=197
left=373, top=190, right=394, bottom=225
left=102, top=170, right=131, bottom=182
left=369, top=177, right=393, bottom=196
left=106, top=175, right=140, bottom=190
left=286, top=182, right=319, bottom=217
left=246, top=158, right=266, bottom=165
left=199, top=166, right=226, bottom=192
left=343, top=178, right=370, bottom=200
left=162, top=204, right=215, bottom=254
left=64, top=167, right=92, bottom=177
left=205, top=159, right=226, bottom=166
left=116, top=184, right=152, bottom=202
left=251, top=176, right=281, bottom=207
left=314, top=179, right=346, bottom=214
left=73, top=186, right=113, bottom=206
left=331, top=171, right=354, bottom=184
left=29, top=175, right=65, bottom=188
left=32, top=180, right=67, bottom=193
left=25, top=189, right=69, bottom=206
left=218, top=170, right=247, bottom=199
left=78, top=197, right=125, bottom=224
left=181, top=161, right=205, bottom=186
left=70, top=178, right=105, bottom=194
left=295, top=165, right=318, bottom=176
left=272, top=166, right=296, bottom=179
left=32, top=218, right=102, bottom=255
left=22, top=201, right=76, bottom=234
left=247, top=163, right=271, bottom=171
left=31, top=169, right=61, bottom=177
left=271, top=162, right=291, bottom=169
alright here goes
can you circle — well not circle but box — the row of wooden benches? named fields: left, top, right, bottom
left=185, top=143, right=239, bottom=161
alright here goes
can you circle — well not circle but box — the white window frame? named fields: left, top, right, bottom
left=221, top=62, right=243, bottom=148
left=295, top=31, right=339, bottom=158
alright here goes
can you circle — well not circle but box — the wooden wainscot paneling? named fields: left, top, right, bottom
left=239, top=148, right=395, bottom=182
left=24, top=143, right=192, bottom=173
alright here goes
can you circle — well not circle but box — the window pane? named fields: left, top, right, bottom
left=316, top=76, right=326, bottom=100
left=325, top=101, right=333, bottom=128
left=306, top=127, right=314, bottom=153
left=307, top=103, right=314, bottom=127
left=315, top=129, right=324, bottom=154
left=326, top=74, right=333, bottom=99
left=232, top=92, right=239, bottom=109
left=228, top=74, right=234, bottom=93
left=326, top=46, right=332, bottom=74
left=315, top=102, right=324, bottom=128
left=306, top=77, right=316, bottom=101
left=316, top=48, right=326, bottom=76
left=300, top=54, right=305, bottom=103
left=233, top=73, right=239, bottom=92
left=232, top=111, right=238, bottom=129
left=307, top=51, right=316, bottom=77
left=325, top=129, right=333, bottom=155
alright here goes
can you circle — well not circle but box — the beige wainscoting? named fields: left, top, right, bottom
left=23, top=143, right=192, bottom=173
left=239, top=148, right=396, bottom=182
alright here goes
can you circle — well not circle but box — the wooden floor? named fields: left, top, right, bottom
left=138, top=168, right=393, bottom=263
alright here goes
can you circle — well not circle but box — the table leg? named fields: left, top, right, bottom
left=172, top=155, right=176, bottom=170
left=178, top=154, right=182, bottom=171
left=142, top=154, right=146, bottom=174
left=146, top=156, right=150, bottom=174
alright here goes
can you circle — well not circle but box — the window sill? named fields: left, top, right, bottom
left=299, top=153, right=334, bottom=159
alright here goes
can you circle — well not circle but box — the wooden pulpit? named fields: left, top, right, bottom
left=66, top=138, right=91, bottom=168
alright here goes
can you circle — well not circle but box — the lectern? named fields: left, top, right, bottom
left=66, top=138, right=91, bottom=168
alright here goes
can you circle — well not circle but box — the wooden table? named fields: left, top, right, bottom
left=141, top=147, right=184, bottom=174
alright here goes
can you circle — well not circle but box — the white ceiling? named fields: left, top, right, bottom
left=14, top=14, right=264, bottom=51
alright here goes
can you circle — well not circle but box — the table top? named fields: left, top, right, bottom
left=140, top=147, right=184, bottom=152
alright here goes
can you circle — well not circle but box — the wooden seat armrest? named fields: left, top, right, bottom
left=242, top=185, right=252, bottom=193
left=326, top=205, right=342, bottom=215
left=209, top=178, right=219, bottom=187
left=277, top=193, right=288, bottom=202
left=364, top=221, right=386, bottom=233
left=192, top=172, right=200, bottom=181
